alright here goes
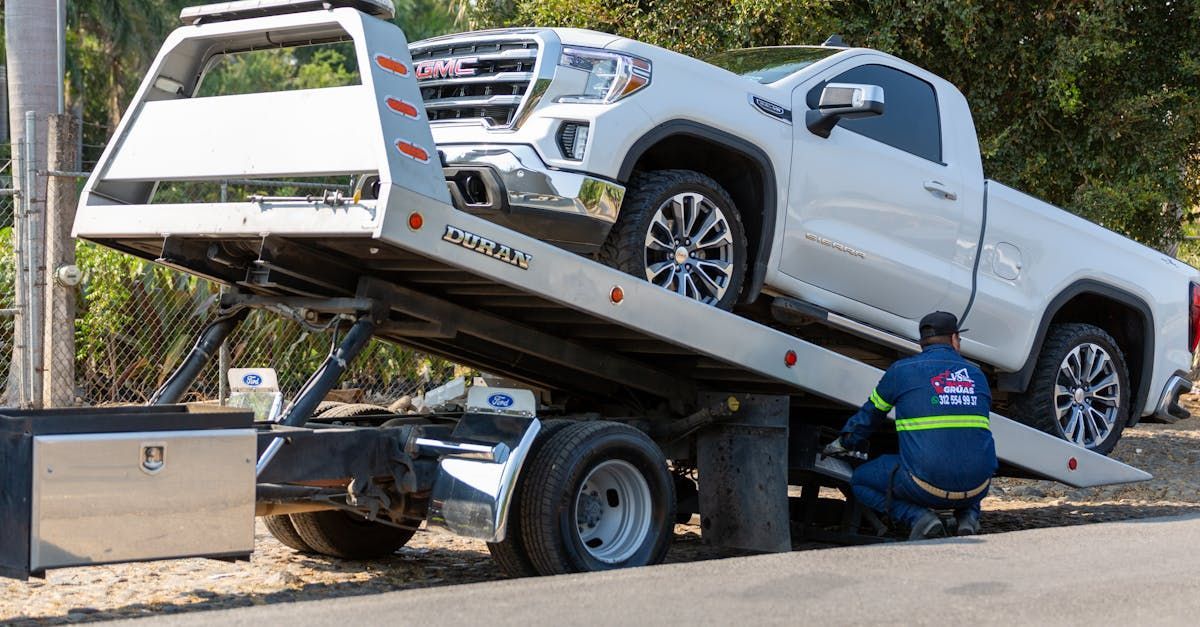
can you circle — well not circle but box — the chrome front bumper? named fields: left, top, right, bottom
left=440, top=144, right=625, bottom=251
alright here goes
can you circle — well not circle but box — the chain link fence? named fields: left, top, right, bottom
left=72, top=261, right=457, bottom=406
left=71, top=178, right=457, bottom=407
left=0, top=143, right=14, bottom=398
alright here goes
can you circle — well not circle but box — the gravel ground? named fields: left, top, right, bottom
left=4, top=400, right=1199, bottom=625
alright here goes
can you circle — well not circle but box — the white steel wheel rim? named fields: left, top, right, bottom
left=573, top=460, right=653, bottom=564
left=1054, top=342, right=1121, bottom=448
left=643, top=191, right=735, bottom=305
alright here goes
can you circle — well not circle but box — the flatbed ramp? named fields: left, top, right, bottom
left=72, top=2, right=1145, bottom=500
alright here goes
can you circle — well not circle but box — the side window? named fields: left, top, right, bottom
left=806, top=64, right=942, bottom=163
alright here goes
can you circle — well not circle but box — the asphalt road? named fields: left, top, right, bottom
left=120, top=514, right=1200, bottom=626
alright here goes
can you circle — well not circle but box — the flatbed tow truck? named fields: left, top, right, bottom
left=0, top=0, right=1150, bottom=580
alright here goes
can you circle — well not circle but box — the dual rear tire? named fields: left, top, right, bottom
left=490, top=421, right=675, bottom=577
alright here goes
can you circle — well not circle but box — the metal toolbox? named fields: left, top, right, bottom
left=0, top=405, right=255, bottom=579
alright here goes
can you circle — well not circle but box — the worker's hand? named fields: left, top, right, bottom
left=821, top=437, right=868, bottom=460
left=821, top=437, right=849, bottom=458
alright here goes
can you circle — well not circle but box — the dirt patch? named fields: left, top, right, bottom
left=4, top=402, right=1198, bottom=624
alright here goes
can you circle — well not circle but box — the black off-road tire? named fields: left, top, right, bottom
left=312, top=401, right=346, bottom=417
left=520, top=421, right=676, bottom=575
left=599, top=170, right=748, bottom=310
left=289, top=510, right=418, bottom=559
left=263, top=514, right=314, bottom=553
left=318, top=403, right=392, bottom=420
left=1010, top=323, right=1131, bottom=455
left=486, top=419, right=574, bottom=578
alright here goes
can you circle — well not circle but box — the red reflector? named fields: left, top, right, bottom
left=395, top=139, right=431, bottom=163
left=408, top=212, right=423, bottom=230
left=1189, top=282, right=1200, bottom=353
left=375, top=54, right=409, bottom=76
left=610, top=286, right=624, bottom=304
left=784, top=350, right=798, bottom=367
left=1068, top=457, right=1078, bottom=471
left=385, top=96, right=420, bottom=119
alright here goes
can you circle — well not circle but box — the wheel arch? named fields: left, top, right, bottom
left=618, top=120, right=778, bottom=303
left=998, top=279, right=1155, bottom=418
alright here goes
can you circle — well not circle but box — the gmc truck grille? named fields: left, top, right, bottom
left=410, top=38, right=539, bottom=128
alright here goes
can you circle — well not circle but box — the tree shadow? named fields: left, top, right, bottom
left=981, top=502, right=1200, bottom=534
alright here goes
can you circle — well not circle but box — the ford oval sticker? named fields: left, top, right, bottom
left=487, top=393, right=515, bottom=409
left=242, top=373, right=263, bottom=387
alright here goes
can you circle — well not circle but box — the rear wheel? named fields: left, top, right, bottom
left=289, top=510, right=418, bottom=559
left=519, top=421, right=675, bottom=575
left=599, top=170, right=747, bottom=310
left=486, top=419, right=573, bottom=578
left=1011, top=323, right=1130, bottom=455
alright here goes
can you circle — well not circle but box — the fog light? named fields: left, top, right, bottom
left=557, top=122, right=590, bottom=161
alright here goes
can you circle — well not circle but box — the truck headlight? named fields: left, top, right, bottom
left=557, top=47, right=652, bottom=104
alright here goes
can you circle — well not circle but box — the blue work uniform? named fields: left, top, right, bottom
left=840, top=344, right=998, bottom=527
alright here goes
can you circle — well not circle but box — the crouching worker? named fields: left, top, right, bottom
left=823, top=311, right=998, bottom=540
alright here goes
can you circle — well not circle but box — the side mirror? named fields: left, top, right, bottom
left=805, top=83, right=885, bottom=138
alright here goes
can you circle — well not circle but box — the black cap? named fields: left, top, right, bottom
left=919, top=311, right=967, bottom=339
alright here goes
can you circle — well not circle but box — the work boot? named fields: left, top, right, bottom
left=908, top=510, right=947, bottom=541
left=955, top=511, right=980, bottom=536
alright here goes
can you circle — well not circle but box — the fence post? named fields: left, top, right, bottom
left=8, top=138, right=27, bottom=406
left=42, top=114, right=79, bottom=407
left=18, top=111, right=44, bottom=407
left=218, top=180, right=230, bottom=405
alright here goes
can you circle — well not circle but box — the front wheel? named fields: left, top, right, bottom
left=519, top=421, right=676, bottom=575
left=599, top=170, right=747, bottom=310
left=1011, top=323, right=1130, bottom=455
left=288, top=510, right=418, bottom=559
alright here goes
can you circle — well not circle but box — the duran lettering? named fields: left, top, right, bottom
left=442, top=225, right=533, bottom=270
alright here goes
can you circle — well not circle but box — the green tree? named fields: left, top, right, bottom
left=471, top=0, right=1200, bottom=251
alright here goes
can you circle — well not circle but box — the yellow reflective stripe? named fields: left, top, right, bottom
left=897, top=422, right=990, bottom=432
left=897, top=414, right=989, bottom=425
left=869, top=389, right=893, bottom=412
left=895, top=414, right=990, bottom=432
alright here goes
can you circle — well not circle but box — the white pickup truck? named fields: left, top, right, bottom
left=411, top=28, right=1198, bottom=454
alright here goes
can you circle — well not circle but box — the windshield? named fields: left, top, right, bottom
left=703, top=47, right=841, bottom=84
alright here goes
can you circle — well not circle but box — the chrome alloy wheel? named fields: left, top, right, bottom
left=643, top=192, right=735, bottom=305
left=1054, top=342, right=1121, bottom=448
left=573, top=460, right=653, bottom=564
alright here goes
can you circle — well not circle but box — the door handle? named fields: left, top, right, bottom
left=923, top=180, right=958, bottom=201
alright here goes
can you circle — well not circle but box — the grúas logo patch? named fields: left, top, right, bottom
left=930, top=368, right=979, bottom=407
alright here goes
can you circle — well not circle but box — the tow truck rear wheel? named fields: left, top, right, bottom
left=1012, top=323, right=1131, bottom=455
left=519, top=421, right=675, bottom=575
left=599, top=170, right=747, bottom=310
left=486, top=419, right=573, bottom=577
